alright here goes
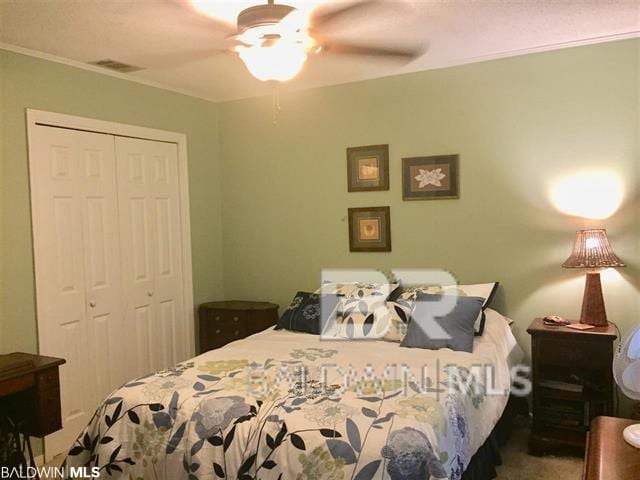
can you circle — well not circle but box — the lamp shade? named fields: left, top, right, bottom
left=562, top=229, right=625, bottom=268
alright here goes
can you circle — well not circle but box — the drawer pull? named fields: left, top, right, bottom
left=89, top=300, right=96, bottom=308
left=233, top=317, right=239, bottom=322
left=234, top=330, right=239, bottom=336
left=215, top=316, right=220, bottom=321
left=215, top=329, right=221, bottom=334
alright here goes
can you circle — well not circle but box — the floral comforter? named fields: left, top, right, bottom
left=65, top=317, right=519, bottom=480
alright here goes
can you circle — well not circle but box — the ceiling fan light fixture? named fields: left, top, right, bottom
left=235, top=22, right=312, bottom=82
left=237, top=41, right=308, bottom=82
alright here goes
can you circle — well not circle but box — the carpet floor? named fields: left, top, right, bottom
left=497, top=418, right=584, bottom=479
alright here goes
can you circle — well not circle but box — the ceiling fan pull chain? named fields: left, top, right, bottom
left=272, top=82, right=282, bottom=125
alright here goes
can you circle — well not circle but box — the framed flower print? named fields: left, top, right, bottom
left=347, top=144, right=389, bottom=192
left=348, top=206, right=391, bottom=252
left=402, top=154, right=459, bottom=200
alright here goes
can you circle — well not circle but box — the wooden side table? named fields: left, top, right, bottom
left=527, top=318, right=617, bottom=455
left=198, top=301, right=279, bottom=353
left=583, top=416, right=640, bottom=480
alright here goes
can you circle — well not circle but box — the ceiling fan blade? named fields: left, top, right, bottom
left=311, top=0, right=383, bottom=30
left=169, top=0, right=237, bottom=37
left=278, top=8, right=311, bottom=35
left=320, top=42, right=425, bottom=61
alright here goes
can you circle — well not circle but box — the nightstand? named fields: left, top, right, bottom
left=198, top=301, right=279, bottom=353
left=527, top=318, right=617, bottom=456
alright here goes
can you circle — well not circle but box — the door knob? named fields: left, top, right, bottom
left=148, top=290, right=154, bottom=297
left=89, top=300, right=96, bottom=308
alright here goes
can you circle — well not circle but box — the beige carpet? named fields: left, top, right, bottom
left=497, top=419, right=584, bottom=480
left=44, top=419, right=583, bottom=479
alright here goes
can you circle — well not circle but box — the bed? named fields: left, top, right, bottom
left=65, top=309, right=523, bottom=480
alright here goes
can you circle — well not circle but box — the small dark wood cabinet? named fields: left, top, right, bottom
left=199, top=300, right=279, bottom=353
left=527, top=318, right=617, bottom=455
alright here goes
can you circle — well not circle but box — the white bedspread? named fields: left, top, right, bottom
left=65, top=312, right=522, bottom=480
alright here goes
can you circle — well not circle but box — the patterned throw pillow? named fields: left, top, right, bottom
left=316, top=283, right=398, bottom=339
left=382, top=298, right=416, bottom=342
left=316, top=282, right=398, bottom=298
left=276, top=292, right=341, bottom=335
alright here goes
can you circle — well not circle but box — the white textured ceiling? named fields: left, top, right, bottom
left=1, top=0, right=638, bottom=102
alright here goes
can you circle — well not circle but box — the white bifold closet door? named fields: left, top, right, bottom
left=114, top=137, right=187, bottom=376
left=30, top=126, right=187, bottom=459
left=30, top=126, right=128, bottom=456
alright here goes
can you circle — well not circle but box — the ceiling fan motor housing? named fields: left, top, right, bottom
left=237, top=3, right=295, bottom=32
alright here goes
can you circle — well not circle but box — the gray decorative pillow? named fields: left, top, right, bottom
left=392, top=282, right=499, bottom=336
left=400, top=294, right=484, bottom=353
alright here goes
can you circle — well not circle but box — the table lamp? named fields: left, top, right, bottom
left=562, top=229, right=625, bottom=326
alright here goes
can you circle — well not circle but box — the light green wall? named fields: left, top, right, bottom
left=1, top=40, right=638, bottom=371
left=0, top=50, right=224, bottom=354
left=219, top=39, right=640, bottom=355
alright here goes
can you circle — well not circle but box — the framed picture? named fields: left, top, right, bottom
left=402, top=154, right=459, bottom=200
left=348, top=206, right=391, bottom=252
left=347, top=144, right=389, bottom=192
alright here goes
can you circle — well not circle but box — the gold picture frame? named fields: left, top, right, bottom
left=347, top=144, right=389, bottom=192
left=348, top=206, right=391, bottom=252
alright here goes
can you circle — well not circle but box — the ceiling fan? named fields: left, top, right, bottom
left=186, top=0, right=426, bottom=82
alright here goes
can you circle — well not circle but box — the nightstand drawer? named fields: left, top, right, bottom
left=211, top=322, right=247, bottom=340
left=198, top=301, right=278, bottom=354
left=215, top=311, right=247, bottom=325
left=535, top=336, right=613, bottom=371
left=200, top=319, right=247, bottom=351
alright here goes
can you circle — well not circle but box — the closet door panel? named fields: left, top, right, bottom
left=78, top=144, right=128, bottom=396
left=151, top=145, right=186, bottom=365
left=115, top=137, right=185, bottom=375
left=30, top=126, right=123, bottom=458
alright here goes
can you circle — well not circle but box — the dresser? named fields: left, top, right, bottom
left=527, top=318, right=617, bottom=455
left=198, top=301, right=279, bottom=353
left=583, top=416, right=640, bottom=480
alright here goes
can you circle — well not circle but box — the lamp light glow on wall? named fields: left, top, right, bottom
left=549, top=171, right=624, bottom=219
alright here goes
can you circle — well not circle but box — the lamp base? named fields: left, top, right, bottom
left=580, top=271, right=608, bottom=326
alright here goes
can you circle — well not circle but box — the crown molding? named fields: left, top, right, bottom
left=438, top=30, right=640, bottom=69
left=0, top=42, right=219, bottom=103
left=2, top=31, right=638, bottom=104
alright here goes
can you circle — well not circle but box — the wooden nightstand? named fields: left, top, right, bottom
left=527, top=318, right=617, bottom=455
left=199, top=301, right=279, bottom=353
